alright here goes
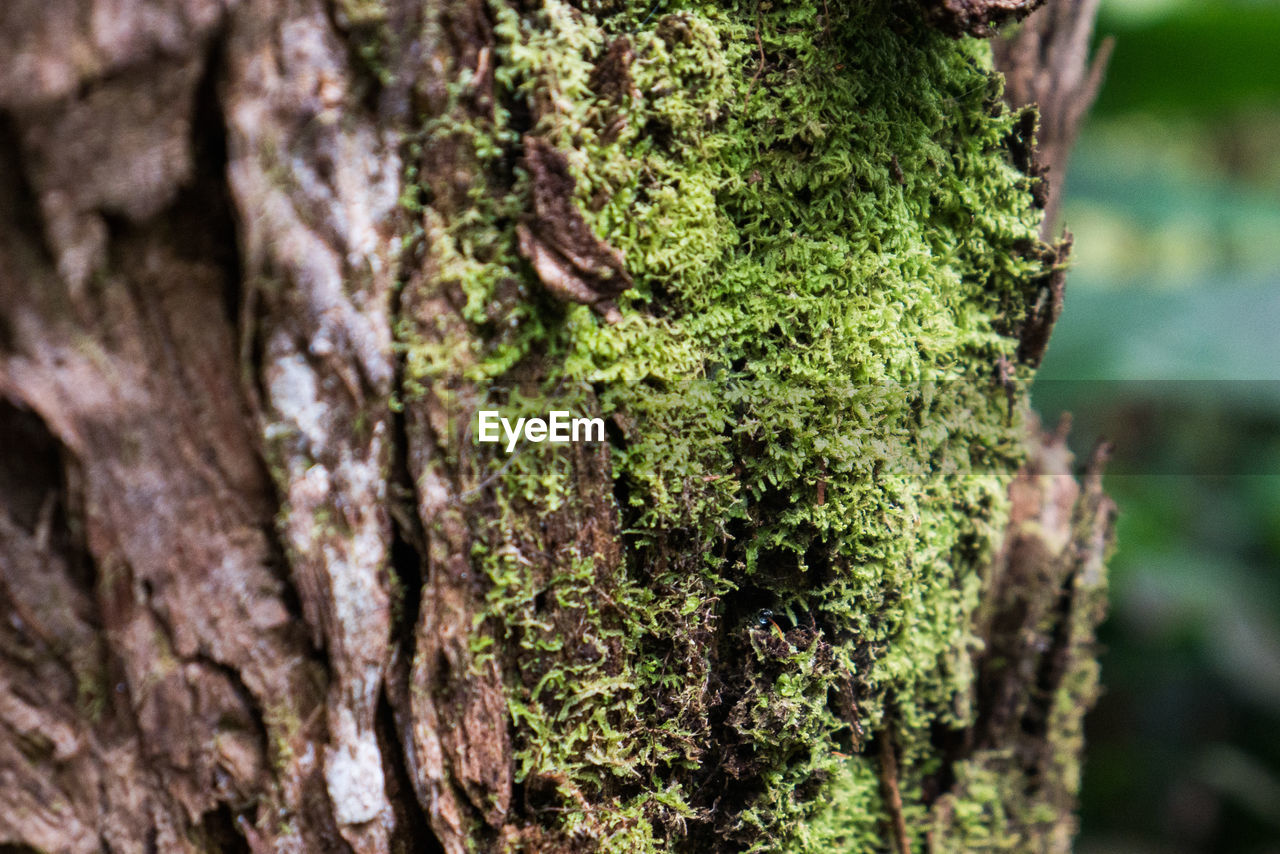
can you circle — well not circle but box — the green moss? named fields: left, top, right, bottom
left=402, top=0, right=1061, bottom=849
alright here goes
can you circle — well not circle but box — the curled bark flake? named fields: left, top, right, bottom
left=517, top=136, right=633, bottom=322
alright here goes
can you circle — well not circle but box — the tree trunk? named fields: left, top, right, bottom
left=0, top=0, right=1112, bottom=852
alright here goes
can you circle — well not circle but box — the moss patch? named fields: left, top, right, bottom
left=402, top=0, right=1056, bottom=849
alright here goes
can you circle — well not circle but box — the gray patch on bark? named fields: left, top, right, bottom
left=221, top=0, right=403, bottom=851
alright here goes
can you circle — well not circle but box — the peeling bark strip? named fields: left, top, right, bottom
left=993, top=0, right=1114, bottom=235
left=927, top=418, right=1115, bottom=851
left=919, top=0, right=1043, bottom=37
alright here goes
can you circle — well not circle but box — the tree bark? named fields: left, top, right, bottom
left=0, top=1, right=1111, bottom=852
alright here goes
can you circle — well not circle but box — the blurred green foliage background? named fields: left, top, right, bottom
left=1030, top=1, right=1280, bottom=851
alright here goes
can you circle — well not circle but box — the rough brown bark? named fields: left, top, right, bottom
left=993, top=0, right=1113, bottom=235
left=2, top=1, right=399, bottom=850
left=992, top=0, right=1112, bottom=365
left=0, top=1, right=1110, bottom=852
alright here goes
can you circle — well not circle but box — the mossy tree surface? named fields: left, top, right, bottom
left=402, top=0, right=1106, bottom=851
left=0, top=0, right=1108, bottom=852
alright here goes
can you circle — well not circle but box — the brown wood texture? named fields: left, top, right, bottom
left=0, top=1, right=1110, bottom=851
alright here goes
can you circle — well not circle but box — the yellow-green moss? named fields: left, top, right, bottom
left=402, top=0, right=1062, bottom=849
